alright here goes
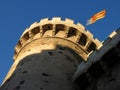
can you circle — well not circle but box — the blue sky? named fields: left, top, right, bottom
left=0, top=0, right=120, bottom=84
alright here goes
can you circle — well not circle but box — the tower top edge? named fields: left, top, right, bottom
left=13, top=17, right=102, bottom=61
left=21, top=17, right=85, bottom=37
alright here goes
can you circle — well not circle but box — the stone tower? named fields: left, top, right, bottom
left=0, top=17, right=102, bottom=90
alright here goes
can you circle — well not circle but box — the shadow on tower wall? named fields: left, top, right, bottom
left=0, top=45, right=84, bottom=90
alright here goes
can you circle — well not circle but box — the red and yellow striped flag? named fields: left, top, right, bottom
left=87, top=10, right=106, bottom=25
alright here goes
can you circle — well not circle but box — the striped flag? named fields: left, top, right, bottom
left=87, top=10, right=106, bottom=25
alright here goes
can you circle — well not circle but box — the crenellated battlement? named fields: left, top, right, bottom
left=14, top=17, right=102, bottom=61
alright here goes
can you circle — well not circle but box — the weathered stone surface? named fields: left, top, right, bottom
left=0, top=17, right=101, bottom=90
left=74, top=29, right=120, bottom=90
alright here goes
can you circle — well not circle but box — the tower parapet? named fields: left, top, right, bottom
left=14, top=17, right=102, bottom=61
left=1, top=17, right=102, bottom=90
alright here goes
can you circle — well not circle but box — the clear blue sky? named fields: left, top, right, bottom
left=0, top=0, right=120, bottom=84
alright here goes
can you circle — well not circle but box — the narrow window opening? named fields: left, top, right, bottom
left=31, top=27, right=40, bottom=35
left=78, top=34, right=87, bottom=46
left=23, top=32, right=29, bottom=40
left=58, top=46, right=65, bottom=50
left=48, top=52, right=53, bottom=56
left=42, top=73, right=49, bottom=76
left=19, top=80, right=25, bottom=85
left=22, top=71, right=28, bottom=74
left=87, top=42, right=96, bottom=52
left=55, top=24, right=65, bottom=34
left=58, top=51, right=62, bottom=54
left=68, top=27, right=77, bottom=37
left=42, top=24, right=53, bottom=34
left=40, top=87, right=43, bottom=90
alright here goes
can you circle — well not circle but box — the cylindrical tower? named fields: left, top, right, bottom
left=0, top=17, right=102, bottom=90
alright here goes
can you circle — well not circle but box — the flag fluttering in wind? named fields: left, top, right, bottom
left=87, top=10, right=106, bottom=26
